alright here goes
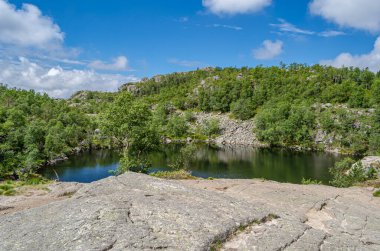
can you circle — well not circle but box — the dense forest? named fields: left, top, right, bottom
left=1, top=64, right=380, bottom=179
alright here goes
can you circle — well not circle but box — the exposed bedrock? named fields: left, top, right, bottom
left=1, top=173, right=380, bottom=250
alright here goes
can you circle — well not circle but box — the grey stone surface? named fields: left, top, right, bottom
left=1, top=174, right=380, bottom=250
left=0, top=173, right=269, bottom=251
left=194, top=112, right=267, bottom=147
left=361, top=156, right=380, bottom=177
left=184, top=179, right=380, bottom=251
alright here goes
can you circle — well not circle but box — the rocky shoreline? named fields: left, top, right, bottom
left=1, top=173, right=379, bottom=250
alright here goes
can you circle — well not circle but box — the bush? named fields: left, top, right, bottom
left=150, top=170, right=196, bottom=180
left=201, top=118, right=220, bottom=138
left=329, top=158, right=375, bottom=187
left=230, top=98, right=256, bottom=120
left=255, top=103, right=315, bottom=146
left=115, top=154, right=151, bottom=175
left=301, top=178, right=322, bottom=185
left=373, top=190, right=380, bottom=197
left=166, top=115, right=188, bottom=138
left=0, top=183, right=16, bottom=196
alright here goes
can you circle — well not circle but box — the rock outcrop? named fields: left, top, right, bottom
left=1, top=173, right=380, bottom=250
left=195, top=112, right=267, bottom=147
left=0, top=173, right=269, bottom=251
left=361, top=156, right=380, bottom=178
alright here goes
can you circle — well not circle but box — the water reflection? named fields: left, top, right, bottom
left=40, top=145, right=343, bottom=184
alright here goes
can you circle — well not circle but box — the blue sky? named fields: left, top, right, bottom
left=1, top=0, right=380, bottom=97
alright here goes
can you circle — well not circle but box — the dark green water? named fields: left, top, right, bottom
left=40, top=145, right=343, bottom=184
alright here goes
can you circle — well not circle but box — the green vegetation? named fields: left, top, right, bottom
left=150, top=169, right=196, bottom=180
left=0, top=85, right=94, bottom=179
left=373, top=190, right=380, bottom=197
left=200, top=118, right=220, bottom=138
left=0, top=175, right=48, bottom=196
left=129, top=64, right=379, bottom=155
left=329, top=158, right=377, bottom=187
left=301, top=178, right=322, bottom=185
left=1, top=64, right=380, bottom=183
left=101, top=92, right=160, bottom=175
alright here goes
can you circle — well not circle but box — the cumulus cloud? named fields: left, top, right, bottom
left=310, top=0, right=380, bottom=33
left=320, top=37, right=380, bottom=72
left=0, top=57, right=138, bottom=98
left=202, top=0, right=271, bottom=15
left=253, top=40, right=283, bottom=60
left=89, top=56, right=130, bottom=71
left=0, top=0, right=63, bottom=48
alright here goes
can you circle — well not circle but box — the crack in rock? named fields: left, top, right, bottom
left=210, top=214, right=279, bottom=250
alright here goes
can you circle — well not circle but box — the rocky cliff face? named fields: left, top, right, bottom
left=194, top=112, right=268, bottom=147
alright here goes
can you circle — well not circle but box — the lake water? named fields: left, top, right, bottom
left=40, top=145, right=343, bottom=184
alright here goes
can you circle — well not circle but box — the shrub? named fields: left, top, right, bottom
left=201, top=118, right=220, bottom=138
left=150, top=170, right=196, bottom=180
left=373, top=190, right=380, bottom=197
left=301, top=178, right=322, bottom=185
left=166, top=115, right=188, bottom=138
left=230, top=98, right=256, bottom=120
left=115, top=154, right=151, bottom=175
left=0, top=183, right=16, bottom=196
left=329, top=158, right=375, bottom=187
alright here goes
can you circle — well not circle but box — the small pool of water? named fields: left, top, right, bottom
left=40, top=145, right=343, bottom=184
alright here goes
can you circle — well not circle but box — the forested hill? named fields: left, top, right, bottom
left=115, top=64, right=380, bottom=154
left=1, top=64, right=380, bottom=178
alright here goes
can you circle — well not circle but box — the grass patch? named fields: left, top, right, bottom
left=0, top=175, right=51, bottom=196
left=0, top=182, right=17, bottom=196
left=301, top=178, right=322, bottom=185
left=150, top=169, right=197, bottom=180
left=373, top=190, right=380, bottom=197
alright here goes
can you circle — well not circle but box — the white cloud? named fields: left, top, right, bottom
left=202, top=0, right=271, bottom=15
left=310, top=0, right=380, bottom=33
left=271, top=19, right=346, bottom=38
left=318, top=30, right=346, bottom=37
left=168, top=58, right=204, bottom=67
left=271, top=19, right=315, bottom=35
left=0, top=57, right=138, bottom=98
left=320, top=37, right=380, bottom=72
left=0, top=0, right=64, bottom=48
left=253, top=40, right=283, bottom=60
left=210, top=24, right=243, bottom=31
left=89, top=56, right=130, bottom=71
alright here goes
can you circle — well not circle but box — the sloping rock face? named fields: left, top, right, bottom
left=195, top=112, right=267, bottom=147
left=0, top=173, right=269, bottom=251
left=361, top=156, right=380, bottom=177
left=1, top=173, right=380, bottom=250
left=184, top=179, right=380, bottom=251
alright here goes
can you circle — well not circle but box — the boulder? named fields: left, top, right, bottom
left=361, top=156, right=380, bottom=177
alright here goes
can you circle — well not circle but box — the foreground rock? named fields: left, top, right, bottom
left=184, top=179, right=380, bottom=250
left=1, top=173, right=380, bottom=250
left=0, top=173, right=269, bottom=251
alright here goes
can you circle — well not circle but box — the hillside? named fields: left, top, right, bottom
left=1, top=64, right=380, bottom=180
left=73, top=64, right=380, bottom=155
